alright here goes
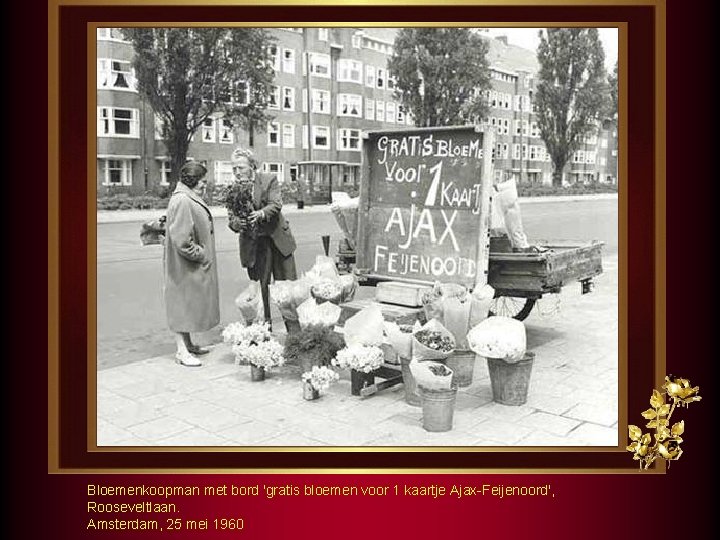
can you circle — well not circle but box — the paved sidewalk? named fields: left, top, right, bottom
left=96, top=257, right=619, bottom=448
left=97, top=193, right=618, bottom=224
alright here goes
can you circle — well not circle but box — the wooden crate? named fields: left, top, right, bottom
left=375, top=281, right=431, bottom=308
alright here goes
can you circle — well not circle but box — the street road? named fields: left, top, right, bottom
left=97, top=198, right=617, bottom=368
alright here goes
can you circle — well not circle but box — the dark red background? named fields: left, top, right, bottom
left=11, top=0, right=712, bottom=537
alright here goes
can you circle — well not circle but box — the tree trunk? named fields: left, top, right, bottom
left=551, top=157, right=565, bottom=187
left=168, top=135, right=190, bottom=192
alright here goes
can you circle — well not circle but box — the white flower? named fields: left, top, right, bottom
left=222, top=321, right=272, bottom=346
left=332, top=345, right=385, bottom=374
left=301, top=365, right=340, bottom=392
left=233, top=338, right=285, bottom=369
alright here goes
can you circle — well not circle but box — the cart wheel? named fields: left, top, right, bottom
left=488, top=296, right=536, bottom=321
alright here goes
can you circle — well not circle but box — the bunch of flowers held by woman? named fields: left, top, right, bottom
left=301, top=365, right=340, bottom=393
left=222, top=321, right=285, bottom=369
left=332, top=344, right=385, bottom=374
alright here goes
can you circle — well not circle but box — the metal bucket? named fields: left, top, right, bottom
left=400, top=356, right=421, bottom=406
left=250, top=364, right=266, bottom=382
left=350, top=369, right=375, bottom=396
left=419, top=385, right=458, bottom=432
left=486, top=352, right=535, bottom=406
left=445, top=350, right=476, bottom=387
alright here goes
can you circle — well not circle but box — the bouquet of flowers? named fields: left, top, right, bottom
left=330, top=197, right=359, bottom=249
left=332, top=344, right=385, bottom=374
left=226, top=180, right=257, bottom=236
left=283, top=324, right=344, bottom=372
left=222, top=321, right=285, bottom=368
left=310, top=279, right=344, bottom=305
left=222, top=320, right=272, bottom=346
left=235, top=339, right=285, bottom=369
left=297, top=297, right=342, bottom=329
left=421, top=281, right=468, bottom=322
left=301, top=365, right=340, bottom=392
left=467, top=315, right=526, bottom=362
left=492, top=178, right=530, bottom=250
left=411, top=319, right=456, bottom=362
left=269, top=280, right=310, bottom=322
left=234, top=281, right=263, bottom=324
left=343, top=304, right=385, bottom=347
left=338, top=273, right=359, bottom=303
left=410, top=360, right=454, bottom=391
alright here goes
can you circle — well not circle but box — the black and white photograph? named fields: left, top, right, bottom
left=96, top=25, right=620, bottom=448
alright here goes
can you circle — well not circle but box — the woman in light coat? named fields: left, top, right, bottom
left=164, top=161, right=220, bottom=366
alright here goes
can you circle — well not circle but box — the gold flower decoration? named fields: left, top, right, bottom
left=627, top=376, right=700, bottom=470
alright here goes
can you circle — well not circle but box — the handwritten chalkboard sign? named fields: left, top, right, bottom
left=356, top=125, right=494, bottom=289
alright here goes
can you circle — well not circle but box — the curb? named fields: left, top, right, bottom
left=97, top=193, right=618, bottom=224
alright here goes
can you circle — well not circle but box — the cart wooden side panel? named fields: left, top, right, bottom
left=488, top=241, right=604, bottom=297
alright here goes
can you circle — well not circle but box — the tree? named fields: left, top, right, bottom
left=388, top=28, right=491, bottom=127
left=608, top=60, right=618, bottom=119
left=124, top=28, right=276, bottom=188
left=535, top=29, right=609, bottom=186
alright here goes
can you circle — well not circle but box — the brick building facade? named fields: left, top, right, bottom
left=96, top=28, right=617, bottom=198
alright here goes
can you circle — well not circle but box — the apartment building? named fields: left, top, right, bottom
left=96, top=28, right=617, bottom=198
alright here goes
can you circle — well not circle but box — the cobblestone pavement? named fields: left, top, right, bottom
left=97, top=255, right=618, bottom=448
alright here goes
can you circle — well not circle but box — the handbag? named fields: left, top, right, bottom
left=140, top=215, right=167, bottom=246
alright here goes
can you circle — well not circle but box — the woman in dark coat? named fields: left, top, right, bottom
left=164, top=161, right=220, bottom=366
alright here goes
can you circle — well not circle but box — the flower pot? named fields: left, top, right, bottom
left=302, top=381, right=320, bottom=401
left=445, top=350, right=476, bottom=388
left=250, top=364, right=266, bottom=382
left=400, top=356, right=421, bottom=407
left=419, top=385, right=458, bottom=432
left=350, top=369, right=375, bottom=396
left=486, top=352, right=535, bottom=406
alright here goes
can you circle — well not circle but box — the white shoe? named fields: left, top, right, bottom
left=175, top=350, right=202, bottom=367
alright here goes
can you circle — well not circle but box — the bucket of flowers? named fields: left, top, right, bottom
left=332, top=344, right=385, bottom=396
left=222, top=321, right=285, bottom=381
left=301, top=365, right=340, bottom=401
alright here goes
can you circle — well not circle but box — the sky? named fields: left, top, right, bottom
left=483, top=28, right=618, bottom=70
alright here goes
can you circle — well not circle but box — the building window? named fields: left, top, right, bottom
left=282, top=86, right=296, bottom=111
left=289, top=165, right=298, bottom=182
left=530, top=122, right=540, bottom=138
left=573, top=150, right=585, bottom=163
left=101, top=158, right=133, bottom=186
left=585, top=151, right=596, bottom=164
left=96, top=28, right=129, bottom=42
left=338, top=94, right=362, bottom=117
left=376, top=68, right=386, bottom=89
left=154, top=115, right=165, bottom=140
left=97, top=59, right=135, bottom=91
left=514, top=120, right=529, bottom=137
left=282, top=48, right=295, bottom=73
left=201, top=117, right=216, bottom=143
left=366, top=98, right=375, bottom=120
left=235, top=81, right=249, bottom=106
left=386, top=102, right=396, bottom=123
left=318, top=28, right=328, bottom=41
left=513, top=144, right=521, bottom=160
left=338, top=128, right=361, bottom=151
left=262, top=162, right=284, bottom=180
left=312, top=126, right=330, bottom=149
left=397, top=105, right=405, bottom=124
left=214, top=161, right=234, bottom=186
left=158, top=159, right=172, bottom=185
left=268, top=45, right=280, bottom=71
left=351, top=33, right=362, bottom=48
left=387, top=74, right=396, bottom=91
left=338, top=59, right=363, bottom=83
left=282, top=124, right=295, bottom=148
left=309, top=53, right=331, bottom=78
left=311, top=89, right=330, bottom=114
left=268, top=122, right=280, bottom=146
left=268, top=86, right=280, bottom=109
left=365, top=65, right=375, bottom=88
left=529, top=146, right=539, bottom=161
left=601, top=138, right=608, bottom=148
left=376, top=101, right=385, bottom=122
left=599, top=156, right=607, bottom=166
left=98, top=107, right=139, bottom=138
left=219, top=119, right=234, bottom=144
left=611, top=149, right=617, bottom=157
